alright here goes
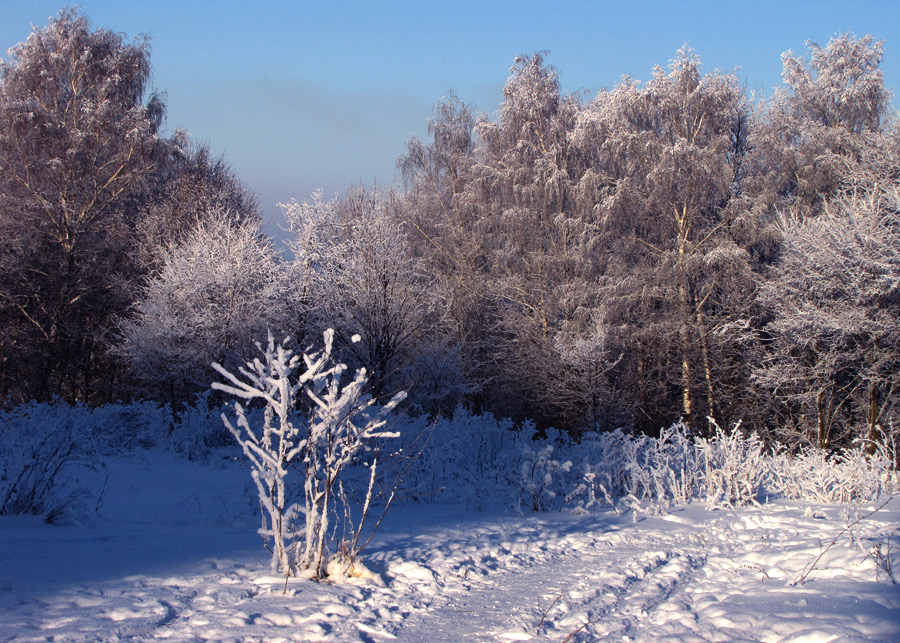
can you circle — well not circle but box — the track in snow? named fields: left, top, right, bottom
left=390, top=516, right=710, bottom=642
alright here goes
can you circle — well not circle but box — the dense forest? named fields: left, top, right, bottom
left=2, top=8, right=898, bottom=453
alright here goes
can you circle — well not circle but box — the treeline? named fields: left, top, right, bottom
left=0, top=10, right=260, bottom=406
left=395, top=42, right=899, bottom=449
left=1, top=9, right=898, bottom=451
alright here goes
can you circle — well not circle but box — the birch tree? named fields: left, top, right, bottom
left=398, top=93, right=488, bottom=414
left=749, top=33, right=892, bottom=219
left=472, top=54, right=605, bottom=424
left=574, top=46, right=754, bottom=433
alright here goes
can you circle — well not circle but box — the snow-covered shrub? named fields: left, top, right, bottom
left=558, top=423, right=704, bottom=514
left=0, top=402, right=96, bottom=522
left=620, top=423, right=701, bottom=510
left=698, top=421, right=770, bottom=508
left=771, top=438, right=899, bottom=503
left=63, top=397, right=240, bottom=460
left=395, top=408, right=519, bottom=510
left=392, top=412, right=899, bottom=517
left=168, top=393, right=237, bottom=460
left=560, top=421, right=899, bottom=512
left=212, top=330, right=405, bottom=579
left=87, top=401, right=171, bottom=453
left=92, top=395, right=245, bottom=460
left=565, top=429, right=633, bottom=506
left=542, top=420, right=893, bottom=514
left=518, top=443, right=572, bottom=512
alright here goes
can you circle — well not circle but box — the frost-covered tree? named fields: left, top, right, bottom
left=399, top=94, right=483, bottom=340
left=754, top=184, right=900, bottom=450
left=136, top=139, right=262, bottom=271
left=328, top=188, right=440, bottom=401
left=475, top=53, right=583, bottom=330
left=398, top=50, right=764, bottom=431
left=282, top=188, right=442, bottom=406
left=400, top=91, right=477, bottom=216
left=280, top=190, right=342, bottom=348
left=0, top=8, right=165, bottom=403
left=472, top=54, right=606, bottom=424
left=547, top=318, right=625, bottom=432
left=119, top=212, right=296, bottom=404
left=397, top=93, right=488, bottom=413
left=573, top=47, right=755, bottom=433
left=743, top=34, right=897, bottom=446
left=749, top=34, right=893, bottom=219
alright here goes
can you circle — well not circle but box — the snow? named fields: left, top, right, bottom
left=2, top=448, right=898, bottom=642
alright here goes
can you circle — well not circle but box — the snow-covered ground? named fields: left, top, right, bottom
left=1, top=449, right=898, bottom=642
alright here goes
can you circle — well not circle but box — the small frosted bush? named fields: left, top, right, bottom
left=168, top=393, right=238, bottom=460
left=87, top=400, right=171, bottom=453
left=0, top=402, right=96, bottom=522
left=213, top=330, right=405, bottom=579
left=396, top=407, right=518, bottom=510
left=518, top=443, right=571, bottom=512
left=527, top=420, right=898, bottom=514
left=698, top=421, right=770, bottom=508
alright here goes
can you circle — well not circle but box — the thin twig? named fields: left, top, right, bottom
left=537, top=590, right=564, bottom=628
left=561, top=614, right=602, bottom=643
left=792, top=495, right=893, bottom=586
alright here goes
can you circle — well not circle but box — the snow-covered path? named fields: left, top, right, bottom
left=390, top=521, right=707, bottom=642
left=2, top=451, right=899, bottom=642
left=382, top=506, right=900, bottom=642
left=378, top=509, right=702, bottom=642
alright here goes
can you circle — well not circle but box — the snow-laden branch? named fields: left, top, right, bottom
left=212, top=329, right=405, bottom=579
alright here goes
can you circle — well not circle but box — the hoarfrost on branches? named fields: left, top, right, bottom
left=212, top=330, right=406, bottom=579
left=120, top=210, right=296, bottom=404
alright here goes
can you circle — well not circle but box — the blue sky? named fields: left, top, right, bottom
left=2, top=1, right=899, bottom=236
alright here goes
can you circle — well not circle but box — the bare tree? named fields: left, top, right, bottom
left=0, top=8, right=164, bottom=403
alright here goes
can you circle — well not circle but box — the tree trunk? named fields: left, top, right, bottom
left=678, top=279, right=693, bottom=430
left=696, top=307, right=716, bottom=433
left=865, top=383, right=882, bottom=456
left=816, top=387, right=830, bottom=450
left=676, top=213, right=693, bottom=431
